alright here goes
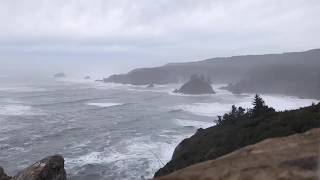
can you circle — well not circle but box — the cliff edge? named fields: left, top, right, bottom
left=157, top=128, right=320, bottom=180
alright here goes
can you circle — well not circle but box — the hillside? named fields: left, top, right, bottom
left=104, top=49, right=320, bottom=99
left=156, top=128, right=320, bottom=180
left=154, top=99, right=320, bottom=177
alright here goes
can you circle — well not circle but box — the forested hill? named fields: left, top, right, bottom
left=104, top=48, right=320, bottom=99
left=154, top=97, right=320, bottom=177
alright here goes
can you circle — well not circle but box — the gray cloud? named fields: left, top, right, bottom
left=0, top=0, right=320, bottom=76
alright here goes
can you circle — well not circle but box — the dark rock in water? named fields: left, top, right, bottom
left=147, top=83, right=154, bottom=88
left=12, top=155, right=67, bottom=180
left=174, top=75, right=215, bottom=94
left=54, top=73, right=66, bottom=78
left=0, top=167, right=11, bottom=180
left=84, top=76, right=91, bottom=80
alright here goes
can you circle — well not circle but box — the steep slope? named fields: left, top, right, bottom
left=157, top=128, right=320, bottom=180
left=154, top=103, right=320, bottom=177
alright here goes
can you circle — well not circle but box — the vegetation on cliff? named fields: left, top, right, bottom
left=154, top=95, right=320, bottom=177
left=157, top=128, right=320, bottom=180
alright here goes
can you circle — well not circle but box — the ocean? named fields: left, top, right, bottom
left=0, top=78, right=317, bottom=180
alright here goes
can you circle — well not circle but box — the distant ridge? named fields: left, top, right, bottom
left=104, top=48, right=320, bottom=99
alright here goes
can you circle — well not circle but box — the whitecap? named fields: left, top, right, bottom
left=172, top=103, right=232, bottom=117
left=0, top=86, right=46, bottom=93
left=87, top=103, right=123, bottom=108
left=65, top=133, right=190, bottom=179
left=0, top=104, right=43, bottom=116
left=171, top=94, right=318, bottom=117
left=174, top=119, right=213, bottom=129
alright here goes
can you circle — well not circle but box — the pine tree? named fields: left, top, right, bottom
left=251, top=94, right=275, bottom=118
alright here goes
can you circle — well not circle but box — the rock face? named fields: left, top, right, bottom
left=12, top=155, right=67, bottom=180
left=174, top=75, right=215, bottom=95
left=54, top=73, right=66, bottom=78
left=84, top=76, right=91, bottom=80
left=156, top=128, right=320, bottom=180
left=0, top=167, right=11, bottom=180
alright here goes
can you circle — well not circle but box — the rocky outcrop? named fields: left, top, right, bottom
left=154, top=103, right=320, bottom=177
left=147, top=83, right=155, bottom=88
left=0, top=167, right=11, bottom=180
left=84, top=76, right=91, bottom=80
left=1, top=155, right=67, bottom=180
left=174, top=75, right=215, bottom=95
left=156, top=128, right=320, bottom=180
left=54, top=73, right=66, bottom=78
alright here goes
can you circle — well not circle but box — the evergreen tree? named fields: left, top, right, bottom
left=250, top=94, right=275, bottom=118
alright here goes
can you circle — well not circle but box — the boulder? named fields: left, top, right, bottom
left=174, top=75, right=215, bottom=94
left=12, top=155, right=67, bottom=180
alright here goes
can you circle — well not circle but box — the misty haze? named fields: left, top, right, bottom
left=0, top=1, right=320, bottom=180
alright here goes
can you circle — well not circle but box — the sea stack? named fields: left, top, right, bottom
left=147, top=83, right=155, bottom=88
left=174, top=75, right=215, bottom=95
left=54, top=73, right=66, bottom=78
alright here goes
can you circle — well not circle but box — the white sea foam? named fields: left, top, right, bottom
left=0, top=86, right=46, bottom=92
left=0, top=104, right=43, bottom=116
left=175, top=119, right=213, bottom=129
left=173, top=102, right=233, bottom=117
left=261, top=95, right=318, bottom=111
left=87, top=102, right=123, bottom=107
left=65, top=133, right=189, bottom=179
left=172, top=94, right=318, bottom=117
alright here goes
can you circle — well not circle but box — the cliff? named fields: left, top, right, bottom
left=157, top=128, right=320, bottom=180
left=154, top=102, right=320, bottom=177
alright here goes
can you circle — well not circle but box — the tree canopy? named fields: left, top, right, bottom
left=216, top=94, right=275, bottom=126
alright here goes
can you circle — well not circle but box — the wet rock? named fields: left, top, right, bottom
left=12, top=155, right=67, bottom=180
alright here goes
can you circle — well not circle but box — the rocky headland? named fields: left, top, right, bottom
left=102, top=49, right=320, bottom=99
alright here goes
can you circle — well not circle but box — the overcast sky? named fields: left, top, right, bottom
left=0, top=0, right=319, bottom=78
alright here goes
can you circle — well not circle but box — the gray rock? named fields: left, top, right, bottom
left=12, top=155, right=67, bottom=180
left=174, top=75, right=215, bottom=95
